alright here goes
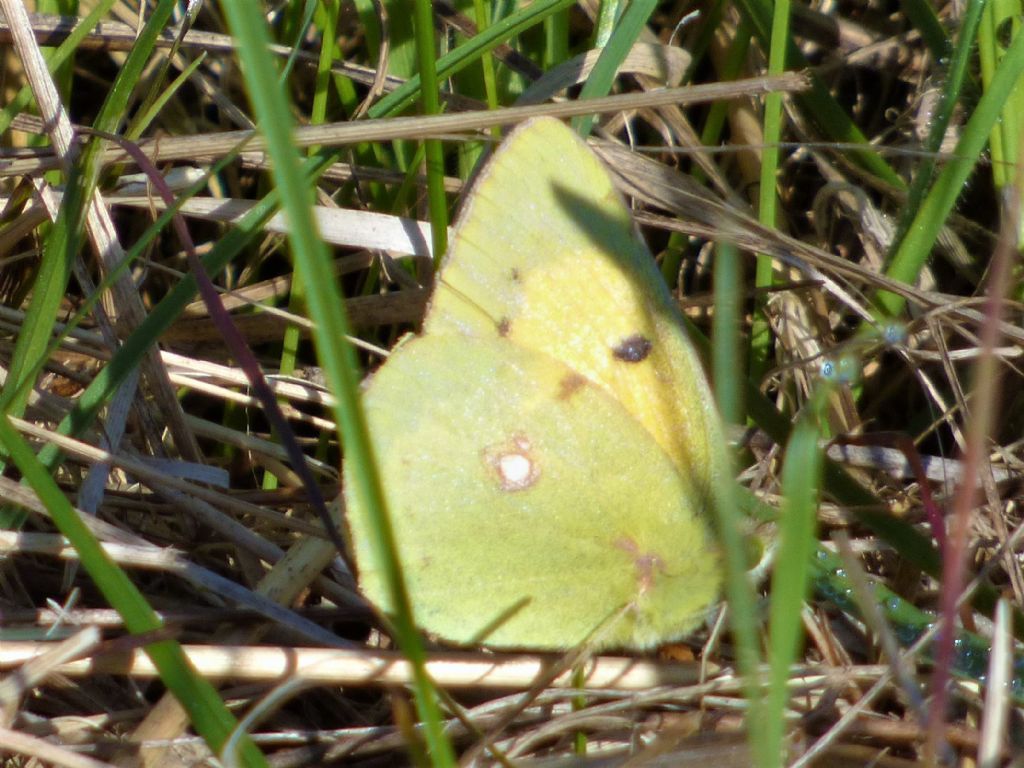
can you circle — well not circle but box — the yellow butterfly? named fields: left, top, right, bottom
left=344, top=117, right=724, bottom=650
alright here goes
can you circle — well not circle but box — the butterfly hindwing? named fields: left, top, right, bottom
left=350, top=333, right=718, bottom=649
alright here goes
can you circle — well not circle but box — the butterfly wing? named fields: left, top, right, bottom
left=426, top=117, right=723, bottom=492
left=345, top=117, right=725, bottom=649
left=346, top=334, right=719, bottom=649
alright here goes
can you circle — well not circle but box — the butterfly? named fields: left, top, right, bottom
left=343, top=117, right=724, bottom=650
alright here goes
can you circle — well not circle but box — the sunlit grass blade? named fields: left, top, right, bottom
left=706, top=255, right=765, bottom=760
left=978, top=0, right=1024, bottom=246
left=874, top=23, right=1024, bottom=319
left=218, top=1, right=454, bottom=763
left=764, top=394, right=825, bottom=768
left=750, top=0, right=791, bottom=381
left=367, top=0, right=577, bottom=118
left=733, top=0, right=902, bottom=186
left=892, top=0, right=985, bottom=248
left=710, top=239, right=773, bottom=758
left=410, top=0, right=448, bottom=262
left=573, top=0, right=657, bottom=137
left=712, top=242, right=743, bottom=426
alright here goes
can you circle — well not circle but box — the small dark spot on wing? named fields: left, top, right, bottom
left=557, top=372, right=588, bottom=400
left=497, top=316, right=512, bottom=336
left=612, top=334, right=653, bottom=363
left=509, top=268, right=521, bottom=282
left=614, top=536, right=666, bottom=595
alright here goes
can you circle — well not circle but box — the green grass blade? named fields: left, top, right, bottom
left=892, top=0, right=986, bottom=259
left=764, top=394, right=825, bottom=767
left=899, top=0, right=953, bottom=62
left=4, top=0, right=179, bottom=419
left=472, top=0, right=501, bottom=114
left=125, top=53, right=206, bottom=142
left=709, top=240, right=768, bottom=751
left=874, top=22, right=1024, bottom=319
left=0, top=417, right=267, bottom=765
left=1, top=174, right=78, bottom=418
left=29, top=153, right=304, bottom=473
left=706, top=304, right=765, bottom=759
left=0, top=1, right=115, bottom=134
left=979, top=0, right=1024, bottom=208
left=733, top=0, right=902, bottom=186
left=368, top=0, right=576, bottom=118
left=217, top=1, right=454, bottom=763
left=573, top=0, right=657, bottom=137
left=712, top=242, right=743, bottom=425
left=90, top=0, right=179, bottom=135
left=543, top=4, right=569, bottom=69
left=750, top=0, right=791, bottom=382
left=410, top=0, right=449, bottom=262
left=593, top=0, right=623, bottom=48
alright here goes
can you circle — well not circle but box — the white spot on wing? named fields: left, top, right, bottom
left=483, top=434, right=540, bottom=492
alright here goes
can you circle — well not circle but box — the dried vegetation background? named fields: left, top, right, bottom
left=1, top=1, right=1023, bottom=767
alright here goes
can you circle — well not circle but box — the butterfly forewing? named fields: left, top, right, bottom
left=427, top=118, right=722, bottom=489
